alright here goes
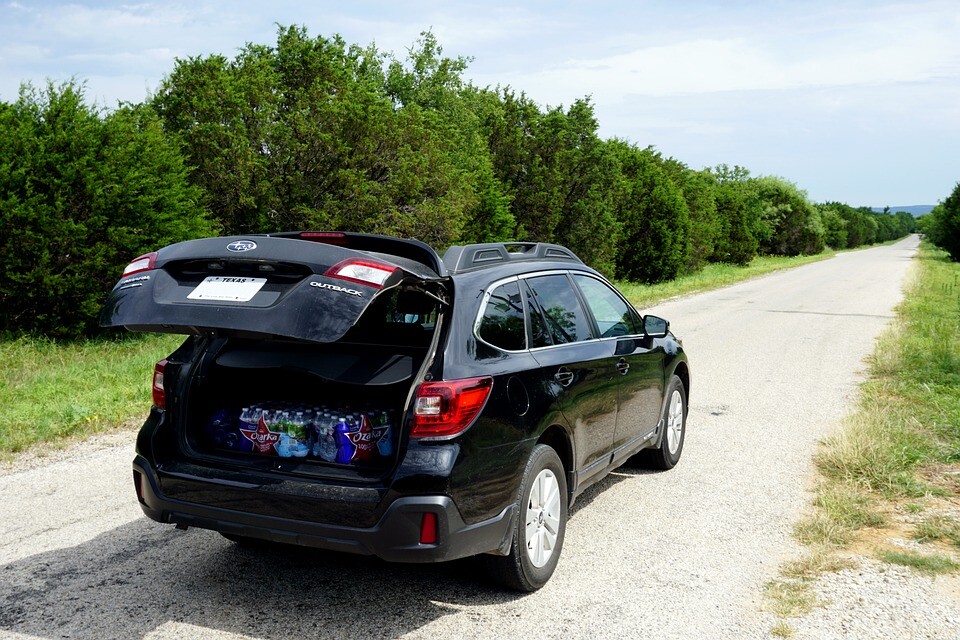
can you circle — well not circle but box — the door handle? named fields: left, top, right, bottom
left=616, top=358, right=630, bottom=375
left=554, top=368, right=575, bottom=387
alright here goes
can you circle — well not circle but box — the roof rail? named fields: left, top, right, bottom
left=442, top=242, right=583, bottom=273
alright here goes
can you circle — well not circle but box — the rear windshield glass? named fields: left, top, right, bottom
left=341, top=287, right=439, bottom=346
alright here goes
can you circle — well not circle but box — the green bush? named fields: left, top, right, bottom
left=927, top=183, right=960, bottom=261
left=153, top=27, right=485, bottom=249
left=0, top=82, right=213, bottom=338
left=610, top=142, right=690, bottom=283
left=818, top=205, right=848, bottom=250
left=709, top=166, right=760, bottom=265
left=753, top=176, right=825, bottom=256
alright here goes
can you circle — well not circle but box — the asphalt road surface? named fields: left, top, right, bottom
left=0, top=236, right=923, bottom=640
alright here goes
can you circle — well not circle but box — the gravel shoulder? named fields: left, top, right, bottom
left=2, top=236, right=954, bottom=640
left=785, top=556, right=960, bottom=639
left=0, top=425, right=139, bottom=478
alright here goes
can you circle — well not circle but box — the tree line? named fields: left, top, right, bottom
left=921, top=184, right=960, bottom=261
left=0, top=26, right=918, bottom=339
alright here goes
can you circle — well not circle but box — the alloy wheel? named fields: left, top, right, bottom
left=525, top=468, right=561, bottom=568
left=666, top=389, right=684, bottom=455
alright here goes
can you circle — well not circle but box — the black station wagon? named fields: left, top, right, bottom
left=102, top=232, right=690, bottom=591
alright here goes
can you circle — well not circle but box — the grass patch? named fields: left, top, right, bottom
left=879, top=549, right=960, bottom=575
left=794, top=485, right=884, bottom=547
left=765, top=579, right=820, bottom=617
left=915, top=514, right=960, bottom=546
left=0, top=333, right=184, bottom=456
left=794, top=513, right=855, bottom=547
left=617, top=251, right=835, bottom=309
left=813, top=485, right=885, bottom=530
left=770, top=621, right=795, bottom=638
left=782, top=548, right=854, bottom=580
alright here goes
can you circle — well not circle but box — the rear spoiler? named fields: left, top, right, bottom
left=269, top=231, right=447, bottom=278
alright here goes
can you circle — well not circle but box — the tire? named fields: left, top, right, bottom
left=636, top=374, right=687, bottom=470
left=484, top=444, right=568, bottom=592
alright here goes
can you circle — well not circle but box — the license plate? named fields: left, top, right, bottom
left=187, top=276, right=267, bottom=302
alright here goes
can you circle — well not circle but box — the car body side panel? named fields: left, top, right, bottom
left=443, top=344, right=572, bottom=524
left=527, top=340, right=620, bottom=483
left=612, top=336, right=665, bottom=451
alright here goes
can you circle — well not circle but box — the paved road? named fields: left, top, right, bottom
left=0, top=236, right=921, bottom=639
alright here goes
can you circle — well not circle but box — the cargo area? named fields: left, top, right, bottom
left=179, top=286, right=441, bottom=475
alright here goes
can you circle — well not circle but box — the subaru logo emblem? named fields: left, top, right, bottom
left=226, top=240, right=257, bottom=253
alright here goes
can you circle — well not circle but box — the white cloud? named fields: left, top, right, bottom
left=490, top=1, right=960, bottom=106
left=0, top=0, right=956, bottom=204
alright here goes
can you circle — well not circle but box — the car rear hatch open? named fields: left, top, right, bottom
left=100, top=231, right=448, bottom=343
left=106, top=232, right=450, bottom=483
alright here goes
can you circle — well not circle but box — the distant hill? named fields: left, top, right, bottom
left=871, top=205, right=935, bottom=217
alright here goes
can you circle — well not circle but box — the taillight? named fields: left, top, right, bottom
left=411, top=376, right=493, bottom=439
left=122, top=251, right=157, bottom=277
left=152, top=359, right=167, bottom=410
left=325, top=258, right=399, bottom=289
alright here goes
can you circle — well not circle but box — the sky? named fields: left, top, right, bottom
left=1, top=0, right=958, bottom=208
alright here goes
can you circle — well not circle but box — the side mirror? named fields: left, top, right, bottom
left=643, top=315, right=670, bottom=338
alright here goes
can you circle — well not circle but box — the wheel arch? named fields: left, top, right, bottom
left=536, top=424, right=575, bottom=507
left=652, top=360, right=690, bottom=451
left=671, top=359, right=690, bottom=404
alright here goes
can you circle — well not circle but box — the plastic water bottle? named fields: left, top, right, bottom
left=377, top=410, right=393, bottom=457
left=335, top=415, right=355, bottom=464
left=320, top=412, right=338, bottom=462
left=290, top=411, right=309, bottom=457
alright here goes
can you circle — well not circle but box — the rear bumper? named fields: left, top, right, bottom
left=133, top=455, right=515, bottom=563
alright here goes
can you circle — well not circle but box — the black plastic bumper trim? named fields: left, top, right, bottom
left=133, top=455, right=515, bottom=563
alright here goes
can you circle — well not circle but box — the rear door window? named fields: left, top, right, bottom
left=522, top=280, right=552, bottom=348
left=525, top=274, right=593, bottom=345
left=478, top=280, right=526, bottom=351
left=573, top=275, right=638, bottom=338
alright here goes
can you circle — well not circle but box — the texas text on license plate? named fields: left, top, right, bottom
left=187, top=276, right=267, bottom=302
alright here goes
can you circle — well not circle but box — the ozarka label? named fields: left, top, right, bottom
left=240, top=415, right=281, bottom=455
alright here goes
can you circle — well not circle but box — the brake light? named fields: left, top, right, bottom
left=411, top=377, right=493, bottom=438
left=152, top=360, right=167, bottom=409
left=300, top=231, right=347, bottom=245
left=122, top=251, right=157, bottom=277
left=325, top=258, right=399, bottom=289
left=420, top=512, right=438, bottom=545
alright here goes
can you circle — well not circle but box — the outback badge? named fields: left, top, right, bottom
left=310, top=281, right=362, bottom=297
left=226, top=240, right=257, bottom=253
